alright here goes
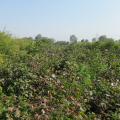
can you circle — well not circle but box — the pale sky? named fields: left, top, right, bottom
left=1, top=0, right=120, bottom=42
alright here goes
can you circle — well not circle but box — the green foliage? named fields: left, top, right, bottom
left=0, top=53, right=5, bottom=69
left=40, top=38, right=51, bottom=44
left=28, top=37, right=34, bottom=41
left=55, top=41, right=69, bottom=45
left=0, top=30, right=120, bottom=119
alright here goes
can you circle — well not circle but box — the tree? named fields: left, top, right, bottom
left=40, top=38, right=51, bottom=44
left=50, top=38, right=56, bottom=43
left=28, top=37, right=33, bottom=41
left=118, top=39, right=120, bottom=42
left=98, top=35, right=106, bottom=42
left=55, top=41, right=69, bottom=45
left=81, top=39, right=84, bottom=42
left=92, top=38, right=97, bottom=42
left=85, top=39, right=89, bottom=42
left=35, top=34, right=42, bottom=41
left=70, top=35, right=77, bottom=43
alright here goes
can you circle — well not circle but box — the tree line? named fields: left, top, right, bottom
left=24, top=33, right=120, bottom=46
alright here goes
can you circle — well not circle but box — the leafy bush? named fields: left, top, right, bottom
left=0, top=30, right=120, bottom=119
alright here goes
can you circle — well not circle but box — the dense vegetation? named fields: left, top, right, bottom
left=0, top=30, right=120, bottom=120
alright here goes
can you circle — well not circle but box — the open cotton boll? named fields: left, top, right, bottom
left=89, top=91, right=93, bottom=96
left=111, top=83, right=114, bottom=86
left=97, top=80, right=101, bottom=82
left=41, top=109, right=45, bottom=114
left=106, top=94, right=110, bottom=97
left=52, top=74, right=56, bottom=78
left=117, top=79, right=119, bottom=82
left=51, top=108, right=54, bottom=111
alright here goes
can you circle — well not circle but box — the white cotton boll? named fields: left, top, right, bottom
left=106, top=94, right=110, bottom=97
left=52, top=74, right=56, bottom=78
left=41, top=109, right=45, bottom=114
left=77, top=77, right=80, bottom=80
left=111, top=83, right=114, bottom=86
left=51, top=108, right=54, bottom=111
left=117, top=79, right=119, bottom=82
left=84, top=99, right=87, bottom=103
left=97, top=80, right=101, bottom=82
left=90, top=91, right=93, bottom=96
left=48, top=91, right=49, bottom=94
left=50, top=78, right=52, bottom=81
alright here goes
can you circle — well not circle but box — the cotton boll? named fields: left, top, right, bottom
left=97, top=80, right=101, bottom=82
left=41, top=109, right=45, bottom=114
left=117, top=79, right=119, bottom=82
left=111, top=83, right=114, bottom=86
left=89, top=91, right=93, bottom=96
left=106, top=94, right=110, bottom=97
left=52, top=74, right=56, bottom=78
left=51, top=108, right=54, bottom=111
